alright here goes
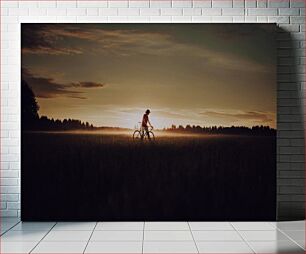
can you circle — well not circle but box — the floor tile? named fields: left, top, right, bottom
left=144, top=230, right=193, bottom=241
left=282, top=230, right=305, bottom=249
left=145, top=222, right=190, bottom=230
left=189, top=222, right=234, bottom=231
left=32, top=241, right=87, bottom=253
left=0, top=230, right=48, bottom=242
left=193, top=230, right=243, bottom=241
left=276, top=221, right=305, bottom=231
left=239, top=230, right=291, bottom=241
left=52, top=222, right=96, bottom=231
left=0, top=241, right=37, bottom=253
left=42, top=230, right=92, bottom=242
left=249, top=240, right=304, bottom=253
left=85, top=241, right=142, bottom=253
left=95, top=222, right=143, bottom=231
left=12, top=222, right=56, bottom=231
left=143, top=241, right=198, bottom=253
left=232, top=222, right=275, bottom=230
left=90, top=230, right=143, bottom=241
left=197, top=241, right=253, bottom=253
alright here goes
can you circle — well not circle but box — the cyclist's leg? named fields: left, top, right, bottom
left=145, top=126, right=150, bottom=140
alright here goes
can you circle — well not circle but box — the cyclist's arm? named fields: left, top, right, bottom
left=148, top=119, right=153, bottom=128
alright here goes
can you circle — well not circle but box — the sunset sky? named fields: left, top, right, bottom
left=22, top=24, right=276, bottom=129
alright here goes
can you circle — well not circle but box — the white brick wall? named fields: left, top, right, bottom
left=0, top=0, right=305, bottom=219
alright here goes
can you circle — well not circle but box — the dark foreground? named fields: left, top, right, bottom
left=22, top=131, right=276, bottom=221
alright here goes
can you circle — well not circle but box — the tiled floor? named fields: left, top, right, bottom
left=0, top=219, right=304, bottom=253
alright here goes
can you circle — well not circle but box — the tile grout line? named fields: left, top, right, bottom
left=187, top=221, right=200, bottom=254
left=83, top=221, right=98, bottom=254
left=276, top=227, right=305, bottom=251
left=141, top=221, right=145, bottom=254
left=229, top=222, right=256, bottom=254
left=0, top=220, right=21, bottom=236
left=29, top=222, right=58, bottom=254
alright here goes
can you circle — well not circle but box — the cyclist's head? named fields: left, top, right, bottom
left=145, top=109, right=151, bottom=114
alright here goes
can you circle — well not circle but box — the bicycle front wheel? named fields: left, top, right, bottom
left=147, top=131, right=155, bottom=140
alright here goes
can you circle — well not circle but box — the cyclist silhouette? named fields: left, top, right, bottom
left=142, top=109, right=153, bottom=140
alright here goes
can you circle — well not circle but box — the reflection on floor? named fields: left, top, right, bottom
left=1, top=219, right=304, bottom=253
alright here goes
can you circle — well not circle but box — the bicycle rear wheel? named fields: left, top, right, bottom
left=133, top=130, right=142, bottom=140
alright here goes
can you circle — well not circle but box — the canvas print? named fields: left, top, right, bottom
left=21, top=24, right=276, bottom=220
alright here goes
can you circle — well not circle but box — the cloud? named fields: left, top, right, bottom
left=21, top=24, right=273, bottom=74
left=200, top=110, right=274, bottom=125
left=22, top=68, right=105, bottom=99
left=71, top=81, right=105, bottom=88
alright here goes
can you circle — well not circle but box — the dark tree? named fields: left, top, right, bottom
left=21, top=80, right=39, bottom=129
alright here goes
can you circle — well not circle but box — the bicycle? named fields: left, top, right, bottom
left=133, top=122, right=155, bottom=140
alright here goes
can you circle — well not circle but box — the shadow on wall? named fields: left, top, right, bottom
left=277, top=27, right=305, bottom=221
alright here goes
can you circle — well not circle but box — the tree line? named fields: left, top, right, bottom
left=22, top=79, right=276, bottom=135
left=163, top=124, right=275, bottom=136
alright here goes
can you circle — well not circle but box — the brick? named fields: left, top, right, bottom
left=77, top=1, right=108, bottom=8
left=108, top=0, right=129, bottom=8
left=57, top=1, right=77, bottom=8
left=278, top=195, right=305, bottom=202
left=47, top=8, right=67, bottom=16
left=86, top=8, right=99, bottom=16
left=0, top=186, right=19, bottom=194
left=149, top=16, right=172, bottom=22
left=183, top=8, right=202, bottom=15
left=245, top=0, right=256, bottom=8
left=172, top=0, right=192, bottom=7
left=99, top=8, right=118, bottom=16
left=222, top=8, right=245, bottom=15
left=67, top=8, right=87, bottom=16
left=290, top=0, right=305, bottom=7
left=140, top=8, right=160, bottom=16
left=233, top=16, right=245, bottom=22
left=193, top=0, right=211, bottom=7
left=19, top=1, right=39, bottom=8
left=257, top=0, right=268, bottom=8
left=248, top=8, right=278, bottom=15
left=290, top=16, right=305, bottom=24
left=211, top=16, right=233, bottom=22
left=161, top=8, right=183, bottom=16
left=150, top=0, right=172, bottom=7
left=268, top=0, right=290, bottom=8
left=76, top=16, right=107, bottom=22
left=38, top=1, right=56, bottom=8
left=202, top=8, right=222, bottom=15
left=118, top=8, right=140, bottom=16
left=129, top=1, right=149, bottom=8
left=7, top=202, right=20, bottom=210
left=280, top=171, right=305, bottom=178
left=279, top=8, right=300, bottom=15
left=233, top=0, right=245, bottom=7
left=192, top=16, right=212, bottom=22
left=279, top=186, right=304, bottom=194
left=0, top=210, right=18, bottom=217
left=29, top=8, right=48, bottom=16
left=0, top=194, right=19, bottom=202
left=279, top=147, right=304, bottom=155
left=172, top=16, right=192, bottom=22
left=269, top=16, right=290, bottom=23
left=1, top=1, right=18, bottom=8
left=212, top=0, right=233, bottom=8
left=0, top=178, right=18, bottom=186
left=0, top=170, right=19, bottom=178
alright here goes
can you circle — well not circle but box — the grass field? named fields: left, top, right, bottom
left=22, top=131, right=276, bottom=221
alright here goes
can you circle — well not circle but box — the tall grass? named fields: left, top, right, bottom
left=22, top=132, right=276, bottom=221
